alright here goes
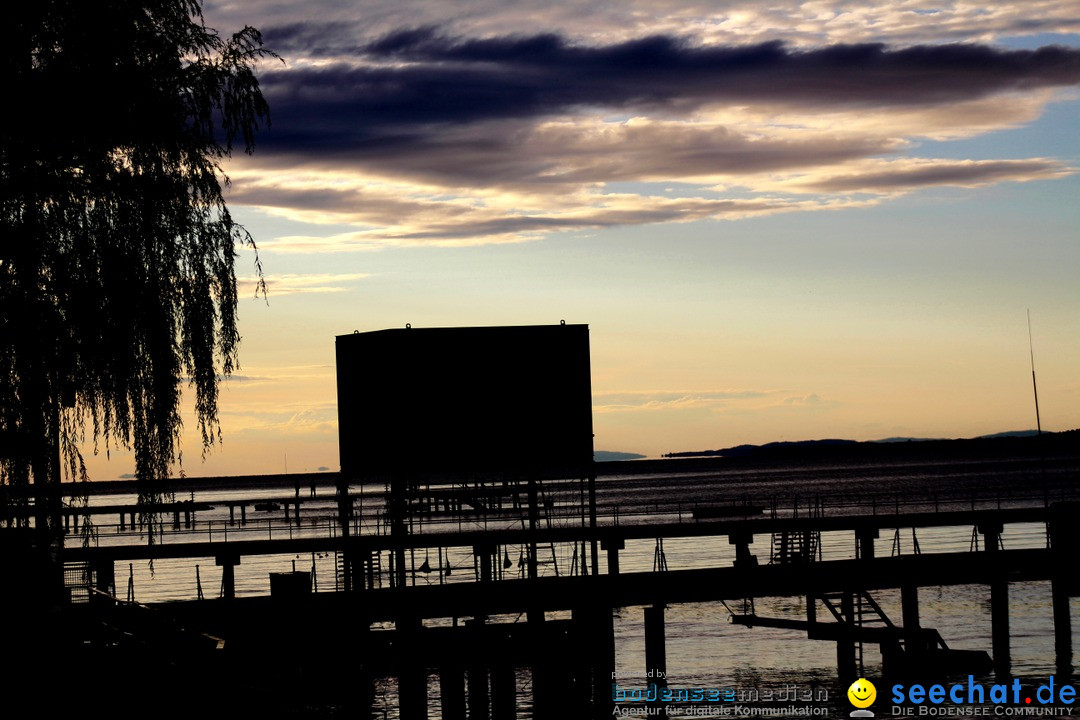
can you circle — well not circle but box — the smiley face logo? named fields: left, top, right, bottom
left=847, top=678, right=877, bottom=709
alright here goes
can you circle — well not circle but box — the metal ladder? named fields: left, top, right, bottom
left=820, top=590, right=895, bottom=675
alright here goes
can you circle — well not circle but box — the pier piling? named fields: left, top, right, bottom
left=644, top=604, right=667, bottom=717
left=440, top=665, right=467, bottom=720
left=980, top=522, right=1011, bottom=679
left=901, top=582, right=921, bottom=653
left=491, top=662, right=517, bottom=720
left=728, top=531, right=757, bottom=567
left=573, top=604, right=615, bottom=718
left=92, top=559, right=115, bottom=606
left=1050, top=502, right=1078, bottom=677
left=837, top=590, right=858, bottom=683
left=1052, top=577, right=1072, bottom=677
left=216, top=552, right=240, bottom=600
left=856, top=527, right=878, bottom=560
left=467, top=617, right=490, bottom=720
left=603, top=537, right=624, bottom=575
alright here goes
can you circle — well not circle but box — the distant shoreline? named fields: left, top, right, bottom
left=23, top=428, right=1078, bottom=497
left=662, top=428, right=1077, bottom=460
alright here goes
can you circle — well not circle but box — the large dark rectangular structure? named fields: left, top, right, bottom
left=336, top=323, right=593, bottom=479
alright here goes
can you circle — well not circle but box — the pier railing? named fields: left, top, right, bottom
left=30, top=476, right=1080, bottom=546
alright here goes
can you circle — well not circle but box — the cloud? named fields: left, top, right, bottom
left=239, top=2, right=1080, bottom=53
left=252, top=190, right=878, bottom=251
left=783, top=393, right=823, bottom=406
left=591, top=389, right=844, bottom=418
left=755, top=157, right=1076, bottom=195
left=216, top=16, right=1080, bottom=250
left=255, top=38, right=1080, bottom=162
left=220, top=402, right=338, bottom=435
left=236, top=272, right=371, bottom=296
left=594, top=389, right=777, bottom=412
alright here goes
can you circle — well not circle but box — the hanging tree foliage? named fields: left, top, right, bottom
left=1, top=0, right=275, bottom=533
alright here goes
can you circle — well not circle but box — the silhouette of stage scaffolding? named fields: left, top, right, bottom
left=334, top=323, right=598, bottom=590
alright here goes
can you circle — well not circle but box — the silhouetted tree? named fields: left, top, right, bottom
left=1, top=1, right=275, bottom=556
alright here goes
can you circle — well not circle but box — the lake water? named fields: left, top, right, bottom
left=65, top=454, right=1080, bottom=718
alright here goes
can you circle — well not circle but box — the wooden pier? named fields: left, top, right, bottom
left=50, top=500, right=1080, bottom=719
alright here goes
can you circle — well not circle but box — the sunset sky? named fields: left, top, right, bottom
left=85, top=1, right=1080, bottom=479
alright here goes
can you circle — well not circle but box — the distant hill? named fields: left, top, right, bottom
left=975, top=429, right=1042, bottom=440
left=663, top=429, right=1080, bottom=462
left=669, top=438, right=859, bottom=459
left=873, top=437, right=944, bottom=444
left=874, top=430, right=1041, bottom=443
left=594, top=450, right=647, bottom=462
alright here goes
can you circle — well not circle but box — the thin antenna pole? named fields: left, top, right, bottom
left=1028, top=309, right=1042, bottom=435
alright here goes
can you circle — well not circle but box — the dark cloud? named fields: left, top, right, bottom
left=255, top=31, right=1080, bottom=169
left=231, top=26, right=1079, bottom=243
left=207, top=1, right=1080, bottom=54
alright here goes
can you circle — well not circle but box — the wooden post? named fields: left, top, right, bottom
left=1049, top=503, right=1076, bottom=677
left=981, top=522, right=1010, bottom=679
left=216, top=552, right=240, bottom=600
left=837, top=590, right=857, bottom=683
left=644, top=604, right=667, bottom=717
left=589, top=473, right=600, bottom=577
left=491, top=662, right=517, bottom=720
left=527, top=476, right=539, bottom=580
left=856, top=527, right=878, bottom=561
left=440, top=665, right=467, bottom=720
left=1052, top=576, right=1073, bottom=677
left=92, top=559, right=115, bottom=606
left=578, top=605, right=615, bottom=717
left=602, top=537, right=624, bottom=575
left=398, top=615, right=429, bottom=720
left=728, top=531, right=757, bottom=568
left=475, top=544, right=495, bottom=583
left=467, top=617, right=489, bottom=720
left=990, top=578, right=1010, bottom=680
left=901, top=583, right=921, bottom=653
